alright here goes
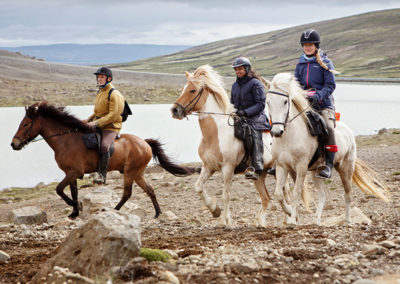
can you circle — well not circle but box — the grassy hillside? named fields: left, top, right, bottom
left=110, top=9, right=400, bottom=78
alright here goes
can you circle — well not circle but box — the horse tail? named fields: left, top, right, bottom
left=352, top=158, right=390, bottom=202
left=145, top=138, right=196, bottom=176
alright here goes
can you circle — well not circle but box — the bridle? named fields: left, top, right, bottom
left=268, top=90, right=309, bottom=129
left=14, top=115, right=78, bottom=147
left=13, top=116, right=36, bottom=147
left=173, top=88, right=204, bottom=117
left=268, top=90, right=291, bottom=129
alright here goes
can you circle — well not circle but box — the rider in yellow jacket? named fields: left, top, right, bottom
left=86, top=67, right=124, bottom=184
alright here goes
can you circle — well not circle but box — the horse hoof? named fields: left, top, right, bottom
left=68, top=212, right=79, bottom=219
left=212, top=207, right=221, bottom=218
left=154, top=211, right=162, bottom=219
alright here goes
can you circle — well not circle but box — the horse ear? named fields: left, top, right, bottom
left=185, top=71, right=191, bottom=79
left=261, top=76, right=271, bottom=91
left=25, top=106, right=28, bottom=112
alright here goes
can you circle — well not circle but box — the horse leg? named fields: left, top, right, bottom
left=194, top=166, right=219, bottom=217
left=289, top=170, right=307, bottom=225
left=337, top=162, right=354, bottom=224
left=68, top=179, right=80, bottom=219
left=311, top=172, right=327, bottom=225
left=56, top=173, right=79, bottom=218
left=134, top=173, right=162, bottom=219
left=274, top=165, right=292, bottom=217
left=220, top=166, right=234, bottom=226
left=252, top=171, right=270, bottom=228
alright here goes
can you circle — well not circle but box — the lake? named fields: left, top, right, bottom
left=1, top=83, right=399, bottom=190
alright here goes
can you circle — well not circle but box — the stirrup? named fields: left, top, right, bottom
left=93, top=172, right=107, bottom=184
left=316, top=165, right=332, bottom=179
left=267, top=167, right=276, bottom=176
left=245, top=167, right=259, bottom=180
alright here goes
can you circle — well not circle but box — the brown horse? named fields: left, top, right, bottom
left=11, top=101, right=194, bottom=219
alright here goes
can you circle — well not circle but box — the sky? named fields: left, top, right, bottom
left=0, top=0, right=399, bottom=47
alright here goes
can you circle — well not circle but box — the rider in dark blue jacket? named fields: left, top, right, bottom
left=231, top=57, right=270, bottom=180
left=295, top=29, right=340, bottom=179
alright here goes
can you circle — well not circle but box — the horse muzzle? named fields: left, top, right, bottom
left=270, top=127, right=284, bottom=138
left=170, top=105, right=185, bottom=120
left=11, top=138, right=23, bottom=150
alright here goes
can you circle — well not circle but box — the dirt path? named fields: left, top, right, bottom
left=0, top=131, right=399, bottom=283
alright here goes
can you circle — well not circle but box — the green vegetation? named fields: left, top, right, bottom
left=0, top=179, right=93, bottom=204
left=356, top=129, right=400, bottom=148
left=139, top=248, right=172, bottom=263
left=110, top=9, right=400, bottom=78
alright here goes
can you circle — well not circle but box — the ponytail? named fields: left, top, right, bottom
left=316, top=49, right=340, bottom=75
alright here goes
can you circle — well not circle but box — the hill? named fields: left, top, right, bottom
left=1, top=43, right=191, bottom=65
left=110, top=9, right=400, bottom=78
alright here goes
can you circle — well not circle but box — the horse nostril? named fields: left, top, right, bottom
left=10, top=142, right=14, bottom=147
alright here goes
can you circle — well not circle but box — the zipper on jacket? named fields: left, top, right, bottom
left=306, top=63, right=310, bottom=88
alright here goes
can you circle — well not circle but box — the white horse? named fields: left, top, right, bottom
left=170, top=65, right=289, bottom=227
left=266, top=72, right=390, bottom=225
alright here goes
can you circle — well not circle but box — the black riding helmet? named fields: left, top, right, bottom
left=300, top=29, right=320, bottom=49
left=94, top=66, right=113, bottom=82
left=232, top=57, right=251, bottom=74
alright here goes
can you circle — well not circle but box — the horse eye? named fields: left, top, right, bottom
left=190, top=89, right=196, bottom=93
left=284, top=100, right=288, bottom=105
left=23, top=123, right=28, bottom=127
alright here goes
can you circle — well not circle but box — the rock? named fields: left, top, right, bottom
left=326, top=239, right=337, bottom=246
left=378, top=128, right=388, bottom=135
left=160, top=270, right=180, bottom=284
left=35, top=182, right=46, bottom=189
left=0, top=250, right=10, bottom=263
left=43, top=266, right=96, bottom=283
left=163, top=249, right=179, bottom=260
left=31, top=209, right=141, bottom=283
left=322, top=207, right=371, bottom=226
left=325, top=266, right=341, bottom=275
left=361, top=244, right=387, bottom=256
left=8, top=206, right=47, bottom=224
left=380, top=240, right=397, bottom=249
left=353, top=279, right=377, bottom=284
left=82, top=186, right=139, bottom=219
left=163, top=210, right=178, bottom=220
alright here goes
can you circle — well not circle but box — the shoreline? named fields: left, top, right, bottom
left=1, top=128, right=399, bottom=192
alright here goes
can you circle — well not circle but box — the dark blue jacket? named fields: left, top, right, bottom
left=294, top=52, right=336, bottom=110
left=231, top=76, right=269, bottom=130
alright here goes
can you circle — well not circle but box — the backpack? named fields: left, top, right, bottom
left=108, top=88, right=132, bottom=122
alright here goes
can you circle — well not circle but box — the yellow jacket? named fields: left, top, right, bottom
left=87, top=83, right=125, bottom=132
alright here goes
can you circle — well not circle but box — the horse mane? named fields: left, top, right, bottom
left=271, top=72, right=313, bottom=120
left=191, top=65, right=234, bottom=114
left=27, top=101, right=93, bottom=133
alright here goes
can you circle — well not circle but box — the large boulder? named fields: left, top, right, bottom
left=31, top=209, right=141, bottom=283
left=8, top=206, right=47, bottom=224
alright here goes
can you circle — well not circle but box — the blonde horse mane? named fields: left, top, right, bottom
left=189, top=65, right=234, bottom=114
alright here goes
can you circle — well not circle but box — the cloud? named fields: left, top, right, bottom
left=0, top=1, right=398, bottom=46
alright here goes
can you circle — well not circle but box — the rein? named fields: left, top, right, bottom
left=31, top=129, right=79, bottom=143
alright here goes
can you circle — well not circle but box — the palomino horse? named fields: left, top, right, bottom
left=11, top=101, right=194, bottom=218
left=170, top=65, right=289, bottom=227
left=267, top=72, right=390, bottom=225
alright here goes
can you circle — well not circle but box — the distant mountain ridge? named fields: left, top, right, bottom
left=1, top=43, right=191, bottom=66
left=110, top=9, right=400, bottom=78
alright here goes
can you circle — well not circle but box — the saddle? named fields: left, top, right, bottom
left=82, top=131, right=116, bottom=156
left=306, top=111, right=328, bottom=168
left=233, top=116, right=253, bottom=174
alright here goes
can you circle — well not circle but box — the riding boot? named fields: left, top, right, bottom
left=267, top=165, right=276, bottom=176
left=317, top=151, right=335, bottom=179
left=245, top=130, right=264, bottom=180
left=99, top=151, right=110, bottom=184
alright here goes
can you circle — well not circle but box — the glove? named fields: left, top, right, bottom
left=307, top=95, right=318, bottom=106
left=236, top=110, right=246, bottom=117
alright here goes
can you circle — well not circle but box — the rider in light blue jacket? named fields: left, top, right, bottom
left=294, top=29, right=340, bottom=179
